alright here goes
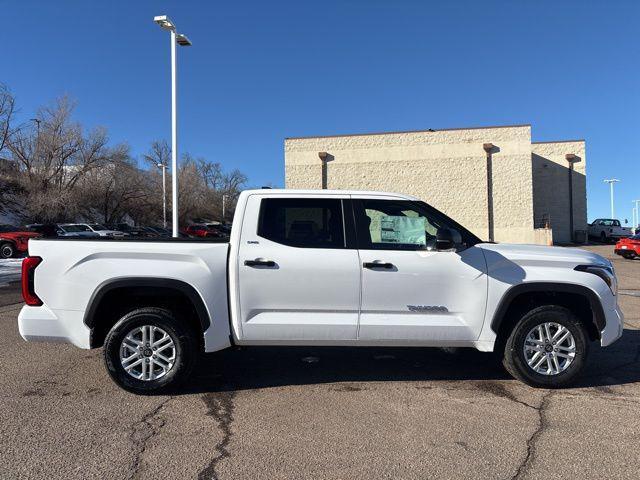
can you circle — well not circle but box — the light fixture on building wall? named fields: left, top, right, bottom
left=318, top=151, right=329, bottom=189
left=565, top=154, right=581, bottom=243
left=483, top=143, right=495, bottom=242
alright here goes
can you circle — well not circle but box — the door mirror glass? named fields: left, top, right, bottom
left=436, top=228, right=461, bottom=251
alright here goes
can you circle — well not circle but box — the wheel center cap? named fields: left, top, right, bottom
left=142, top=348, right=153, bottom=357
left=544, top=344, right=553, bottom=353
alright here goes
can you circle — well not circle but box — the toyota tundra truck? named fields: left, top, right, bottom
left=18, top=189, right=624, bottom=393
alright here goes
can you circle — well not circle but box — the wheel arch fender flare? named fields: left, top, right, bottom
left=83, top=277, right=211, bottom=334
left=490, top=282, right=606, bottom=337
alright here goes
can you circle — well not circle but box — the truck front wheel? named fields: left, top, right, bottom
left=103, top=307, right=197, bottom=394
left=502, top=306, right=590, bottom=388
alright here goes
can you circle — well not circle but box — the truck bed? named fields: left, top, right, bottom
left=21, top=238, right=232, bottom=352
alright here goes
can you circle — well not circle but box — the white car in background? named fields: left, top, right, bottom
left=588, top=219, right=632, bottom=243
left=81, top=223, right=127, bottom=238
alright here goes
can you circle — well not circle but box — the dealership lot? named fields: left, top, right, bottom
left=0, top=245, right=638, bottom=479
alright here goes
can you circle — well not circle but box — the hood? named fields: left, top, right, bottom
left=477, top=242, right=609, bottom=269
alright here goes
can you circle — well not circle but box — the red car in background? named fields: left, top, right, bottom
left=0, top=225, right=41, bottom=259
left=181, top=224, right=224, bottom=238
left=615, top=234, right=640, bottom=260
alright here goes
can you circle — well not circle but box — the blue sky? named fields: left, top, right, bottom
left=2, top=0, right=639, bottom=222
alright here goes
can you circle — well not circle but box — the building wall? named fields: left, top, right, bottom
left=285, top=125, right=537, bottom=243
left=531, top=141, right=587, bottom=244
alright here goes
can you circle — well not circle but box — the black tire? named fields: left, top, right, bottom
left=622, top=251, right=637, bottom=260
left=0, top=242, right=15, bottom=259
left=502, top=305, right=589, bottom=388
left=103, top=307, right=197, bottom=394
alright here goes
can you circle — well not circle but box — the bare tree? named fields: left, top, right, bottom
left=6, top=97, right=113, bottom=222
left=2, top=90, right=250, bottom=226
left=143, top=140, right=171, bottom=169
left=0, top=83, right=15, bottom=157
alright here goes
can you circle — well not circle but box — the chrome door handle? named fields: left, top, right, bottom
left=363, top=261, right=394, bottom=269
left=244, top=258, right=276, bottom=267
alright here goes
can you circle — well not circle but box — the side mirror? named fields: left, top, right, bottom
left=436, top=228, right=461, bottom=251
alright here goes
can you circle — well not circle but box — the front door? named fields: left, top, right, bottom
left=353, top=198, right=488, bottom=343
left=237, top=194, right=361, bottom=342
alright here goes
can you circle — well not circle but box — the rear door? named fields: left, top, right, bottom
left=236, top=194, right=361, bottom=342
left=353, top=198, right=488, bottom=343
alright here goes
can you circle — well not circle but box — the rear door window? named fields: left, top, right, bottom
left=258, top=198, right=345, bottom=248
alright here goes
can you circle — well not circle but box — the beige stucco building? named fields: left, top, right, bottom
left=284, top=124, right=586, bottom=244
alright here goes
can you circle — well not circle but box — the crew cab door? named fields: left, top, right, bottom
left=353, top=198, right=488, bottom=343
left=236, top=194, right=360, bottom=342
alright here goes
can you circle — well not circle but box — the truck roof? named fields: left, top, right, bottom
left=242, top=188, right=420, bottom=200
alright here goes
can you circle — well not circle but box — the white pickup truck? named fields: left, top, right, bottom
left=19, top=189, right=623, bottom=393
left=588, top=218, right=633, bottom=243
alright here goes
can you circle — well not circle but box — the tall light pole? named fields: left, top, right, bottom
left=156, top=162, right=168, bottom=228
left=154, top=15, right=192, bottom=237
left=603, top=179, right=620, bottom=219
left=222, top=194, right=228, bottom=223
left=633, top=199, right=640, bottom=231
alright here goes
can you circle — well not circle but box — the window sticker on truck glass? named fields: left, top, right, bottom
left=379, top=215, right=426, bottom=245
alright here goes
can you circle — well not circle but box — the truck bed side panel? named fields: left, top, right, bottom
left=24, top=239, right=231, bottom=352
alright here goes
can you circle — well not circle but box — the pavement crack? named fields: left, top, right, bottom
left=198, top=391, right=236, bottom=480
left=127, top=396, right=173, bottom=480
left=473, top=381, right=538, bottom=410
left=510, top=390, right=552, bottom=480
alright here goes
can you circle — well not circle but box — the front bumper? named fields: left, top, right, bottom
left=600, top=301, right=624, bottom=347
left=18, top=305, right=91, bottom=348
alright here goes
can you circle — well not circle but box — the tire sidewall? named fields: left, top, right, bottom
left=508, top=307, right=589, bottom=388
left=104, top=308, right=196, bottom=394
left=0, top=243, right=14, bottom=259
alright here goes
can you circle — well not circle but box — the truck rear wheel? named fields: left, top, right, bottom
left=502, top=305, right=589, bottom=388
left=103, top=307, right=197, bottom=394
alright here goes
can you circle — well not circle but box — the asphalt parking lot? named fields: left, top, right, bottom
left=0, top=244, right=638, bottom=479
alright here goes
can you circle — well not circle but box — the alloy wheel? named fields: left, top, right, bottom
left=523, top=322, right=576, bottom=376
left=119, top=325, right=176, bottom=381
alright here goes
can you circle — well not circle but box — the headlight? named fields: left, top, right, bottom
left=575, top=264, right=617, bottom=295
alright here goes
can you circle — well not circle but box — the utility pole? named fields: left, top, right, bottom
left=603, top=179, right=620, bottom=218
left=634, top=199, right=640, bottom=231
left=222, top=194, right=227, bottom=223
left=156, top=163, right=168, bottom=228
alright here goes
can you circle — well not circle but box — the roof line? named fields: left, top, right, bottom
left=532, top=139, right=585, bottom=144
left=285, top=123, right=532, bottom=140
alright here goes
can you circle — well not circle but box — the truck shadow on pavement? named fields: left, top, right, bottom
left=179, top=328, right=640, bottom=394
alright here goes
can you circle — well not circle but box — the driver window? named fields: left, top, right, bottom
left=355, top=200, right=446, bottom=251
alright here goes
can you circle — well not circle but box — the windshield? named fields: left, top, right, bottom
left=88, top=224, right=107, bottom=230
left=599, top=219, right=620, bottom=227
left=0, top=224, right=18, bottom=232
left=62, top=224, right=91, bottom=232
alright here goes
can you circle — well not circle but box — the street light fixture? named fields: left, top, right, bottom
left=153, top=14, right=192, bottom=237
left=603, top=179, right=620, bottom=219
